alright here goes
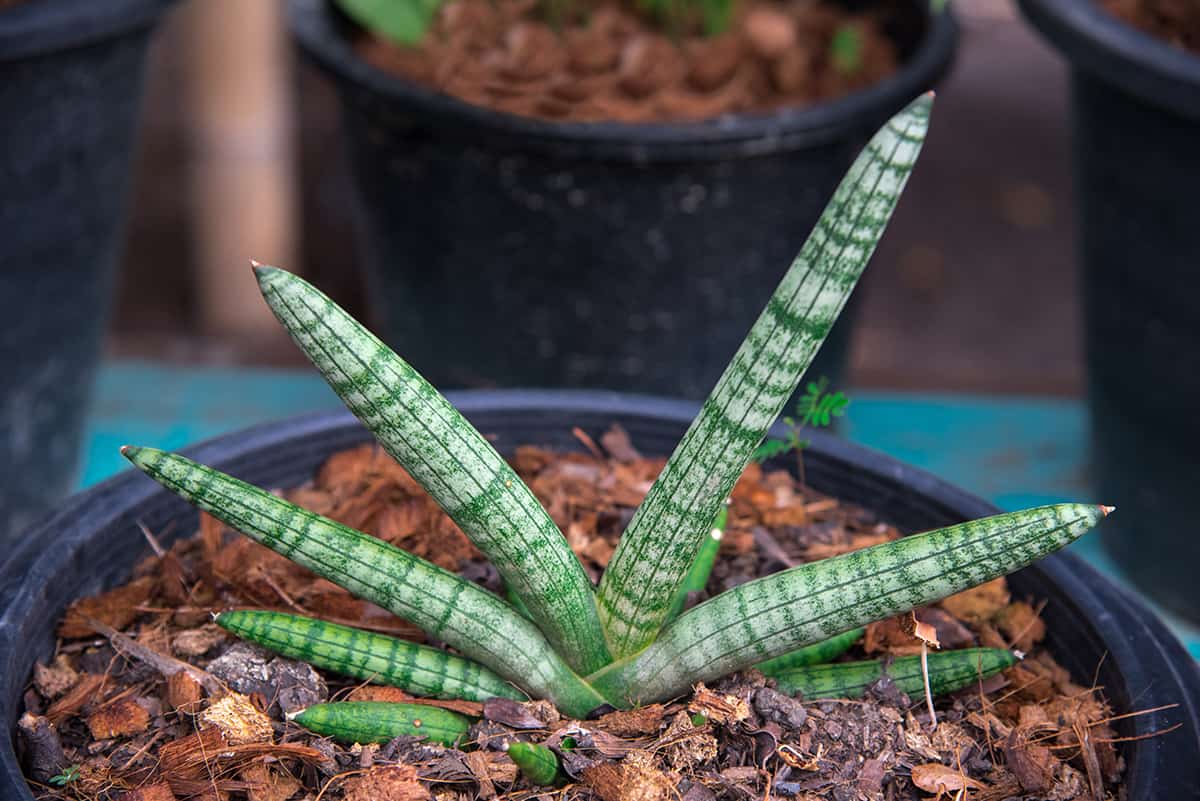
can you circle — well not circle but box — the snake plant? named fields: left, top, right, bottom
left=122, top=95, right=1112, bottom=723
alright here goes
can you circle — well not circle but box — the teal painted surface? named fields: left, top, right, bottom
left=81, top=360, right=1199, bottom=658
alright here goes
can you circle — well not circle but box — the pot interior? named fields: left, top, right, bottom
left=3, top=394, right=1195, bottom=797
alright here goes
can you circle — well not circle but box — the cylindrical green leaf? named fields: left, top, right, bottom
left=292, top=701, right=470, bottom=746
left=590, top=504, right=1106, bottom=705
left=755, top=627, right=864, bottom=676
left=217, top=610, right=524, bottom=702
left=122, top=446, right=607, bottom=718
left=254, top=265, right=610, bottom=675
left=772, top=648, right=1016, bottom=699
left=597, top=94, right=935, bottom=658
left=507, top=741, right=563, bottom=786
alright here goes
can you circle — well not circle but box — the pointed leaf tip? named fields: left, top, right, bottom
left=1101, top=505, right=1115, bottom=516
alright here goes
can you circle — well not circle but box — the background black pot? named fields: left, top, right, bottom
left=1017, top=0, right=1200, bottom=622
left=287, top=0, right=956, bottom=398
left=3, top=391, right=1199, bottom=797
left=0, top=0, right=178, bottom=542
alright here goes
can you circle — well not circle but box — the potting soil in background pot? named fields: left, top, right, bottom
left=288, top=0, right=956, bottom=398
left=1018, top=0, right=1200, bottom=621
left=0, top=0, right=178, bottom=542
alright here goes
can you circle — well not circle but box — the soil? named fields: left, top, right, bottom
left=353, top=0, right=908, bottom=122
left=1102, top=0, right=1200, bottom=55
left=17, top=428, right=1127, bottom=801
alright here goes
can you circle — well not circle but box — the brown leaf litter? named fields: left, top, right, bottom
left=19, top=427, right=1136, bottom=800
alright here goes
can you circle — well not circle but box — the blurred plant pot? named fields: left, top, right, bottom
left=0, top=0, right=178, bottom=541
left=1018, top=0, right=1200, bottom=621
left=287, top=0, right=956, bottom=398
left=2, top=391, right=1198, bottom=797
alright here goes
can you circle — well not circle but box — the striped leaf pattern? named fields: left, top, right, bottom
left=292, top=701, right=471, bottom=746
left=217, top=610, right=524, bottom=702
left=772, top=648, right=1015, bottom=699
left=121, top=446, right=607, bottom=717
left=596, top=94, right=935, bottom=658
left=589, top=504, right=1105, bottom=705
left=253, top=266, right=609, bottom=674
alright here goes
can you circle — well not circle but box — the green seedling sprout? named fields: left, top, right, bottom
left=831, top=23, right=864, bottom=77
left=753, top=376, right=850, bottom=466
left=122, top=96, right=1112, bottom=752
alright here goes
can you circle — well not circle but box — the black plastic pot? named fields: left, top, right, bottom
left=2, top=390, right=1199, bottom=797
left=0, top=0, right=178, bottom=542
left=1018, top=0, right=1200, bottom=621
left=287, top=0, right=956, bottom=397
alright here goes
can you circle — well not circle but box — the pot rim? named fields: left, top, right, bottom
left=285, top=0, right=958, bottom=159
left=2, top=389, right=1198, bottom=799
left=0, top=0, right=177, bottom=62
left=1018, top=0, right=1200, bottom=119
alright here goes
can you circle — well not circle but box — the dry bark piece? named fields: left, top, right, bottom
left=660, top=711, right=717, bottom=770
left=172, top=624, right=227, bottom=657
left=583, top=750, right=676, bottom=801
left=688, top=684, right=750, bottom=725
left=594, top=703, right=666, bottom=737
left=241, top=762, right=302, bottom=801
left=910, top=763, right=984, bottom=794
left=87, top=696, right=152, bottom=740
left=59, top=576, right=156, bottom=638
left=46, top=672, right=108, bottom=724
left=167, top=670, right=205, bottom=713
left=200, top=693, right=274, bottom=745
left=997, top=601, right=1047, bottom=652
left=941, top=577, right=1010, bottom=624
left=118, top=783, right=177, bottom=801
left=1003, top=728, right=1055, bottom=793
left=483, top=697, right=545, bottom=729
left=600, top=424, right=642, bottom=463
left=342, top=764, right=429, bottom=801
left=33, top=655, right=79, bottom=699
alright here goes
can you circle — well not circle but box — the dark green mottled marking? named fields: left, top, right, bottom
left=217, top=610, right=524, bottom=702
left=292, top=701, right=471, bottom=746
left=253, top=265, right=610, bottom=674
left=772, top=648, right=1016, bottom=699
left=755, top=628, right=864, bottom=675
left=589, top=504, right=1104, bottom=705
left=596, top=95, right=934, bottom=658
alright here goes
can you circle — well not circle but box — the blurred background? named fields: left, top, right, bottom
left=3, top=0, right=1198, bottom=648
left=116, top=0, right=1078, bottom=393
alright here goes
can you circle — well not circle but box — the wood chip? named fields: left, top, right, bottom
left=46, top=673, right=108, bottom=724
left=241, top=762, right=302, bottom=801
left=166, top=670, right=204, bottom=713
left=594, top=703, right=666, bottom=737
left=117, top=783, right=177, bottom=801
left=910, top=763, right=984, bottom=794
left=33, top=655, right=79, bottom=699
left=342, top=764, right=429, bottom=801
left=87, top=697, right=151, bottom=740
left=59, top=577, right=156, bottom=638
left=200, top=693, right=274, bottom=745
left=687, top=684, right=750, bottom=725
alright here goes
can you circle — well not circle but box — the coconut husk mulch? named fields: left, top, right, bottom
left=1102, top=0, right=1200, bottom=55
left=19, top=426, right=1127, bottom=801
left=355, top=0, right=901, bottom=123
